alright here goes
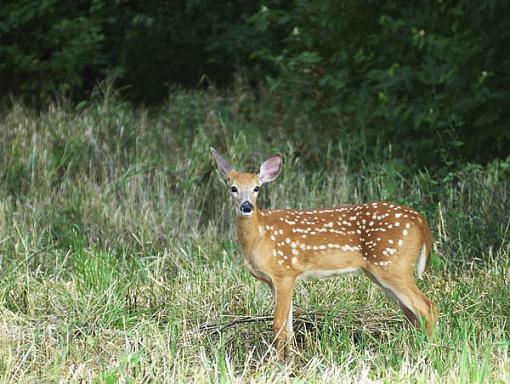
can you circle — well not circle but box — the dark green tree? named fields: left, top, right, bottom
left=250, top=0, right=510, bottom=164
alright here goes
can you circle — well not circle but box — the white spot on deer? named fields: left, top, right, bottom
left=272, top=250, right=277, bottom=256
left=388, top=239, right=394, bottom=244
left=403, top=229, right=408, bottom=236
left=278, top=260, right=284, bottom=265
left=279, top=229, right=284, bottom=235
left=398, top=239, right=403, bottom=247
left=291, top=248, right=299, bottom=256
left=277, top=250, right=284, bottom=256
left=405, top=223, right=411, bottom=229
left=270, top=235, right=275, bottom=241
left=285, top=238, right=291, bottom=244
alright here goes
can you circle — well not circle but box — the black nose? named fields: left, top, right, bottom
left=240, top=201, right=254, bottom=214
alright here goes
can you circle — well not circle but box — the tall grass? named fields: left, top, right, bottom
left=0, top=87, right=509, bottom=382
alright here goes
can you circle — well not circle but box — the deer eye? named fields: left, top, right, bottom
left=230, top=186, right=238, bottom=193
left=253, top=186, right=260, bottom=193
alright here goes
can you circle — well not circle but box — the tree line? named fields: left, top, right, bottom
left=1, top=0, right=509, bottom=164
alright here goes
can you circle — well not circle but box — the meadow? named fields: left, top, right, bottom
left=0, top=88, right=509, bottom=383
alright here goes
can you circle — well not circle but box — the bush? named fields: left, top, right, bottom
left=250, top=0, right=510, bottom=165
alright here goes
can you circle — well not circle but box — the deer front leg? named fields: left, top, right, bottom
left=272, top=277, right=295, bottom=361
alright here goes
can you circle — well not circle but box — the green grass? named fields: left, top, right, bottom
left=0, top=88, right=509, bottom=382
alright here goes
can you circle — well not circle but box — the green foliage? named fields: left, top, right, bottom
left=1, top=1, right=509, bottom=166
left=0, top=0, right=105, bottom=100
left=250, top=0, right=510, bottom=164
left=0, top=0, right=273, bottom=103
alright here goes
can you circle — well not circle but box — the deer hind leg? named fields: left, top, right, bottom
left=365, top=270, right=438, bottom=335
left=272, top=277, right=296, bottom=360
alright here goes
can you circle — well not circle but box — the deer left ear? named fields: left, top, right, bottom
left=211, top=147, right=234, bottom=178
left=259, top=154, right=282, bottom=184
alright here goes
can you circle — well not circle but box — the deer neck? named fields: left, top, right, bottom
left=236, top=208, right=263, bottom=250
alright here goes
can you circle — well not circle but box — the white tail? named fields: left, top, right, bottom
left=212, top=148, right=438, bottom=360
left=416, top=244, right=428, bottom=279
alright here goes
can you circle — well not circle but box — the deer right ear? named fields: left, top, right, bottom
left=259, top=154, right=282, bottom=184
left=211, top=147, right=233, bottom=178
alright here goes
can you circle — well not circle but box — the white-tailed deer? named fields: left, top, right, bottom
left=211, top=148, right=438, bottom=360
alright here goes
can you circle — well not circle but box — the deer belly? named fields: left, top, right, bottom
left=293, top=248, right=365, bottom=280
left=300, top=267, right=360, bottom=281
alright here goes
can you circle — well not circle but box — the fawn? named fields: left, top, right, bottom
left=211, top=148, right=438, bottom=360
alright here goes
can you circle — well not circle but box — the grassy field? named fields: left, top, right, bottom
left=0, top=88, right=509, bottom=382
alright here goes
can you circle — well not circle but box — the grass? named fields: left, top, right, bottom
left=0, top=87, right=509, bottom=382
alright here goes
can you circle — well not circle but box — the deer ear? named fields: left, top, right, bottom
left=259, top=154, right=282, bottom=184
left=211, top=147, right=233, bottom=178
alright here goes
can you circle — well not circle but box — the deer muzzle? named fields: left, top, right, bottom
left=240, top=201, right=254, bottom=216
